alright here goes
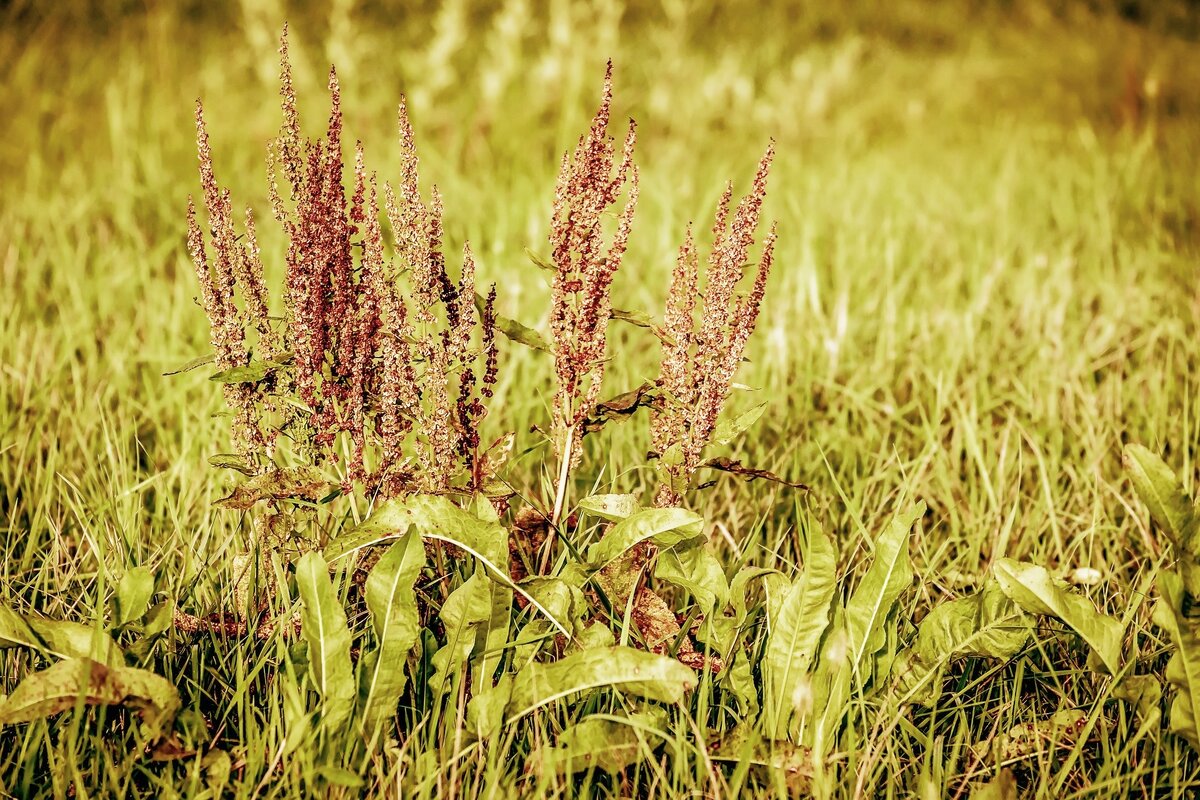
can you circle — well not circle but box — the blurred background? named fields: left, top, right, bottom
left=3, top=0, right=1200, bottom=569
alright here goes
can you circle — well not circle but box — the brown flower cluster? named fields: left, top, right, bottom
left=651, top=145, right=777, bottom=507
left=188, top=106, right=278, bottom=459
left=188, top=28, right=499, bottom=497
left=547, top=62, right=639, bottom=471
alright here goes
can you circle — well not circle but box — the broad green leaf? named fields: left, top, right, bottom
left=405, top=495, right=507, bottom=563
left=1123, top=444, right=1197, bottom=552
left=730, top=566, right=785, bottom=627
left=466, top=675, right=513, bottom=739
left=993, top=558, right=1123, bottom=675
left=537, top=709, right=666, bottom=775
left=216, top=466, right=332, bottom=510
left=359, top=532, right=425, bottom=729
left=805, top=611, right=851, bottom=755
left=294, top=553, right=355, bottom=731
left=1154, top=571, right=1200, bottom=749
left=202, top=750, right=232, bottom=796
left=571, top=622, right=616, bottom=652
left=1112, top=674, right=1162, bottom=722
left=513, top=578, right=587, bottom=668
left=655, top=544, right=729, bottom=615
left=914, top=583, right=1031, bottom=664
left=970, top=768, right=1018, bottom=800
left=721, top=651, right=759, bottom=716
left=507, top=646, right=697, bottom=721
left=844, top=503, right=923, bottom=675
left=0, top=657, right=179, bottom=734
left=332, top=496, right=567, bottom=637
left=280, top=668, right=313, bottom=758
left=323, top=499, right=414, bottom=560
left=900, top=582, right=1032, bottom=705
left=429, top=572, right=503, bottom=700
left=711, top=403, right=768, bottom=446
left=577, top=493, right=639, bottom=522
left=585, top=508, right=705, bottom=570
left=0, top=607, right=121, bottom=666
left=764, top=525, right=837, bottom=736
left=113, top=566, right=155, bottom=627
left=162, top=352, right=215, bottom=376
left=208, top=359, right=288, bottom=384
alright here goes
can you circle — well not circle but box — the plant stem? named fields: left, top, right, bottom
left=538, top=422, right=576, bottom=573
left=550, top=423, right=575, bottom=526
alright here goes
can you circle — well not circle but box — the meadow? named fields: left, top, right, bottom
left=3, top=1, right=1200, bottom=797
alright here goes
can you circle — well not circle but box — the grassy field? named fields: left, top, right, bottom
left=4, top=1, right=1200, bottom=797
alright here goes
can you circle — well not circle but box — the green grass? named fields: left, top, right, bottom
left=4, top=1, right=1200, bottom=797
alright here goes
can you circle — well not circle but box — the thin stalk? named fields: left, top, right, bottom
left=550, top=423, right=575, bottom=526
left=540, top=421, right=576, bottom=574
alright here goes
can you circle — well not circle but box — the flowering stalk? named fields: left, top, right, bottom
left=189, top=27, right=502, bottom=499
left=546, top=62, right=638, bottom=524
left=651, top=144, right=777, bottom=506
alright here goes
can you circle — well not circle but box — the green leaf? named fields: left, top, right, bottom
left=583, top=383, right=660, bottom=434
left=466, top=675, right=513, bottom=740
left=113, top=566, right=155, bottom=627
left=332, top=496, right=567, bottom=637
left=1154, top=570, right=1200, bottom=749
left=585, top=508, right=705, bottom=571
left=208, top=359, right=288, bottom=384
left=208, top=453, right=255, bottom=475
left=577, top=493, right=639, bottom=522
left=900, top=582, right=1032, bottom=705
left=513, top=578, right=587, bottom=668
left=162, top=353, right=215, bottom=376
left=359, top=532, right=425, bottom=729
left=655, top=544, right=729, bottom=615
left=536, top=710, right=667, bottom=775
left=317, top=766, right=365, bottom=789
left=610, top=307, right=656, bottom=329
left=294, top=553, right=355, bottom=731
left=0, top=607, right=121, bottom=666
left=507, top=646, right=697, bottom=721
left=475, top=292, right=550, bottom=352
left=1112, top=674, right=1162, bottom=722
left=429, top=573, right=502, bottom=700
left=913, top=582, right=1031, bottom=663
left=216, top=466, right=333, bottom=510
left=729, top=566, right=786, bottom=627
left=1124, top=444, right=1197, bottom=553
left=711, top=403, right=768, bottom=446
left=970, top=768, right=1018, bottom=800
left=524, top=247, right=556, bottom=273
left=0, top=658, right=179, bottom=735
left=844, top=503, right=923, bottom=677
left=993, top=558, right=1123, bottom=675
left=764, top=525, right=837, bottom=736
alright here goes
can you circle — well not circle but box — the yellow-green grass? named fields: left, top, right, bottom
left=3, top=1, right=1200, bottom=796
